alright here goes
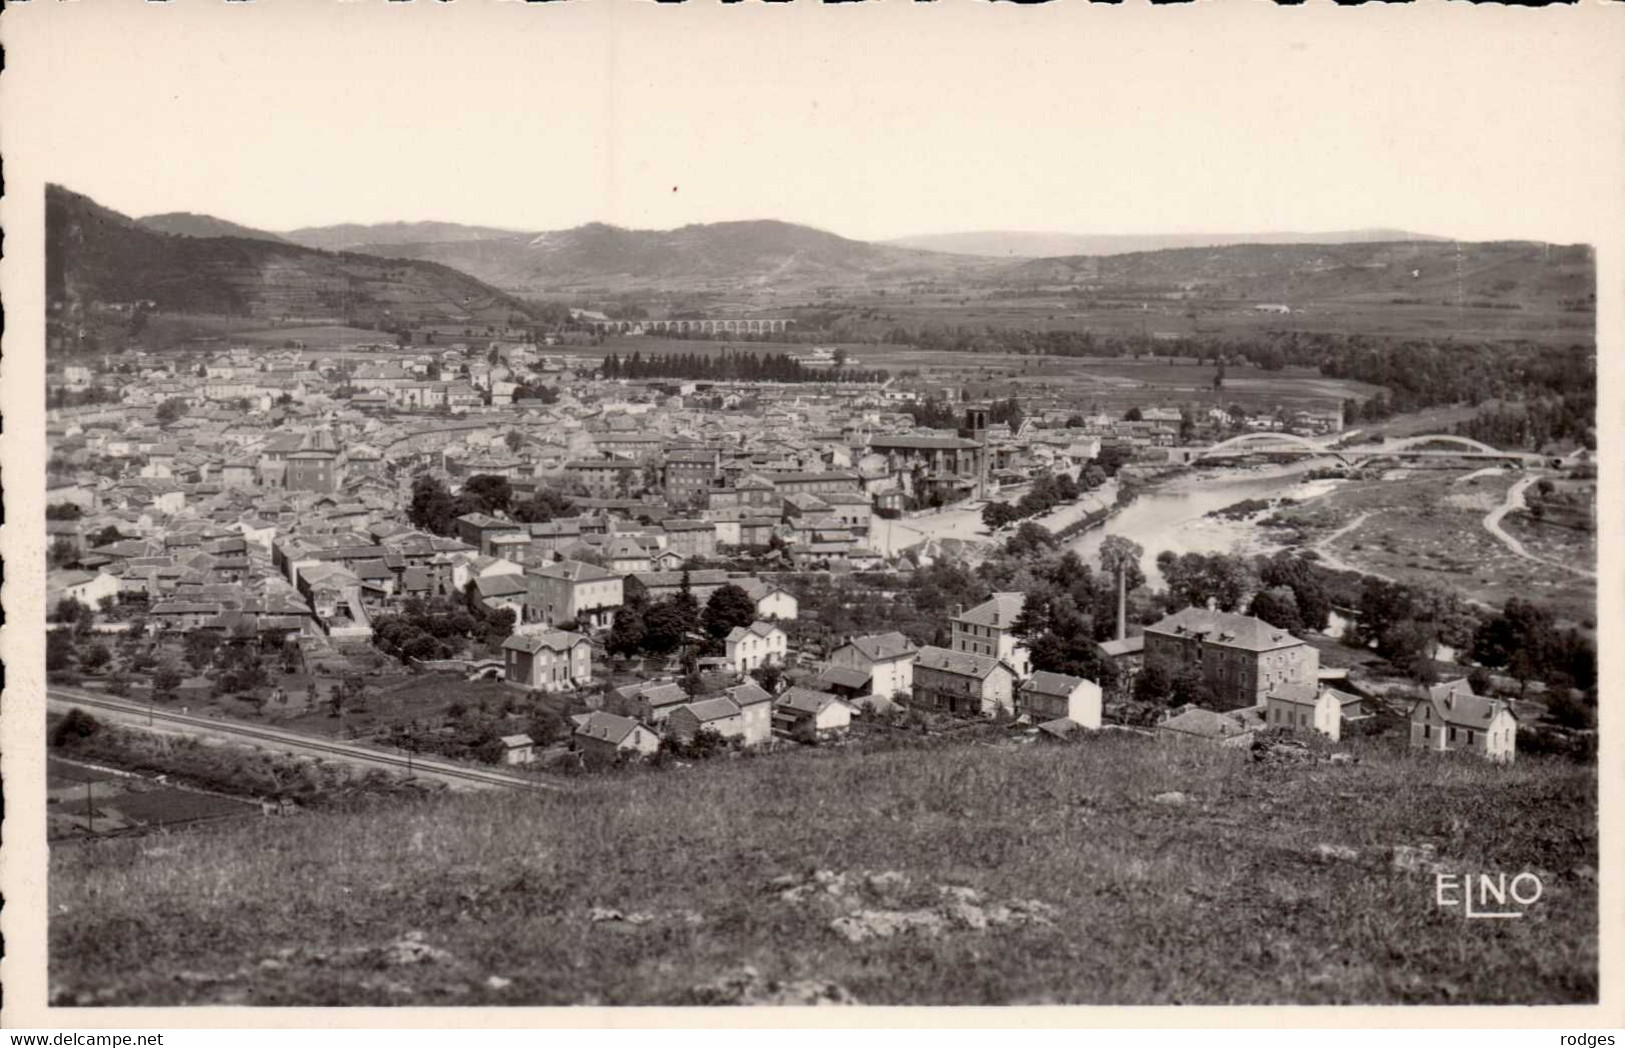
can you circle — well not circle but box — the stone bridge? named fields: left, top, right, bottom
left=585, top=318, right=792, bottom=335
left=1194, top=432, right=1548, bottom=467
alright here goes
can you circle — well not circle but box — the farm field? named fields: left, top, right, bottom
left=47, top=754, right=256, bottom=841
left=49, top=731, right=1597, bottom=1006
left=583, top=337, right=1386, bottom=409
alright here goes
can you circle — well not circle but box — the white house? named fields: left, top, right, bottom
left=951, top=592, right=1031, bottom=679
left=725, top=620, right=787, bottom=675
left=827, top=631, right=919, bottom=700
left=771, top=687, right=853, bottom=742
left=49, top=570, right=122, bottom=611
left=499, top=734, right=536, bottom=765
left=741, top=579, right=799, bottom=621
left=1018, top=670, right=1102, bottom=730
left=573, top=711, right=661, bottom=759
left=1409, top=678, right=1517, bottom=762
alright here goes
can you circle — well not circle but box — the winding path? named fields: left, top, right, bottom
left=1482, top=476, right=1596, bottom=580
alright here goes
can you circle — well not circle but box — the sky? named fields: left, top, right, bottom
left=7, top=2, right=1622, bottom=245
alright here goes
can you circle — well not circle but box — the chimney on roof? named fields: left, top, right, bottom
left=952, top=603, right=963, bottom=619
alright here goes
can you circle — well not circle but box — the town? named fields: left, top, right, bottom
left=45, top=323, right=1594, bottom=785
left=38, top=185, right=1600, bottom=1010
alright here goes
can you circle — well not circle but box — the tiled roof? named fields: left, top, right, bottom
left=956, top=592, right=1026, bottom=630
left=775, top=687, right=843, bottom=715
left=574, top=711, right=643, bottom=745
left=1144, top=606, right=1304, bottom=653
left=678, top=697, right=743, bottom=723
left=845, top=631, right=918, bottom=663
left=915, top=645, right=1007, bottom=679
left=817, top=666, right=873, bottom=690
left=1413, top=679, right=1514, bottom=729
left=1022, top=670, right=1088, bottom=698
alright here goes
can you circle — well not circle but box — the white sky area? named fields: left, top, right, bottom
left=7, top=2, right=1621, bottom=244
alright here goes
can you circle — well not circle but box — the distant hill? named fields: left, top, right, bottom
left=284, top=221, right=525, bottom=252
left=49, top=185, right=540, bottom=326
left=138, top=212, right=290, bottom=244
left=284, top=218, right=994, bottom=292
left=997, top=239, right=1595, bottom=310
left=888, top=229, right=1445, bottom=258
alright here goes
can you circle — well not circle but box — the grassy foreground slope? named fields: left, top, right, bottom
left=50, top=734, right=1596, bottom=1006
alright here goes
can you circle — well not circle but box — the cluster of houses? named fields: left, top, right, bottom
left=507, top=582, right=1519, bottom=767
left=50, top=342, right=1510, bottom=771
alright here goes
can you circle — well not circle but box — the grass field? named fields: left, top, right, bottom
left=584, top=337, right=1382, bottom=410
left=1272, top=469, right=1595, bottom=622
left=49, top=731, right=1596, bottom=1006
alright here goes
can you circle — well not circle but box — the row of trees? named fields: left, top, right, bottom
left=407, top=473, right=576, bottom=537
left=981, top=460, right=1121, bottom=531
left=371, top=594, right=515, bottom=663
left=605, top=576, right=761, bottom=662
left=600, top=349, right=889, bottom=385
left=879, top=322, right=1592, bottom=427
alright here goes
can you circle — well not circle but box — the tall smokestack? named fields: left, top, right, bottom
left=1116, top=564, right=1127, bottom=641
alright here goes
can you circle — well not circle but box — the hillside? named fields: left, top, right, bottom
left=47, top=185, right=540, bottom=327
left=284, top=220, right=525, bottom=252
left=999, top=239, right=1596, bottom=311
left=138, top=212, right=289, bottom=244
left=286, top=218, right=994, bottom=293
left=888, top=229, right=1443, bottom=259
left=49, top=731, right=1596, bottom=1007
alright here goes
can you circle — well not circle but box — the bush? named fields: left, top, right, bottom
left=51, top=708, right=102, bottom=747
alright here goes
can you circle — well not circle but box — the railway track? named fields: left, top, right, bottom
left=46, top=687, right=554, bottom=791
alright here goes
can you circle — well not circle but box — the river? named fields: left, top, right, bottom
left=1069, top=459, right=1346, bottom=589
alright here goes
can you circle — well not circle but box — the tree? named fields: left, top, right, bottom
left=1133, top=663, right=1173, bottom=705
left=528, top=706, right=569, bottom=745
left=672, top=572, right=701, bottom=634
left=458, top=474, right=514, bottom=516
left=641, top=601, right=689, bottom=655
left=703, top=583, right=758, bottom=640
left=79, top=642, right=111, bottom=673
left=1170, top=666, right=1215, bottom=708
left=1004, top=522, right=1056, bottom=558
left=155, top=398, right=188, bottom=425
left=750, top=663, right=785, bottom=694
left=1098, top=534, right=1146, bottom=599
left=1124, top=406, right=1143, bottom=422
left=1248, top=585, right=1303, bottom=633
left=184, top=631, right=221, bottom=671
left=47, top=630, right=76, bottom=672
left=52, top=708, right=102, bottom=747
left=982, top=501, right=1019, bottom=531
left=607, top=604, right=647, bottom=659
left=50, top=537, right=80, bottom=566
left=408, top=473, right=458, bottom=536
left=153, top=663, right=183, bottom=699
left=505, top=430, right=524, bottom=453
left=89, top=525, right=126, bottom=548
left=53, top=597, right=89, bottom=624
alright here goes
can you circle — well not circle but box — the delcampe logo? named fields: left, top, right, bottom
left=1435, top=872, right=1544, bottom=919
